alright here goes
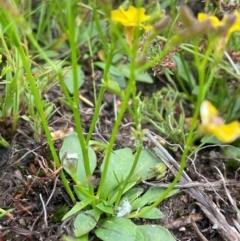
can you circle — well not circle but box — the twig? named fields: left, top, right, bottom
left=46, top=175, right=59, bottom=206
left=142, top=180, right=222, bottom=190
left=31, top=175, right=59, bottom=231
left=191, top=219, right=208, bottom=241
left=39, top=194, right=48, bottom=228
left=164, top=213, right=204, bottom=229
left=224, top=51, right=240, bottom=75
left=148, top=131, right=227, bottom=203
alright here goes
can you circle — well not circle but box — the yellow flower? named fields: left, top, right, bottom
left=111, top=6, right=151, bottom=29
left=198, top=13, right=221, bottom=28
left=111, top=6, right=152, bottom=46
left=200, top=100, right=240, bottom=143
left=198, top=11, right=240, bottom=41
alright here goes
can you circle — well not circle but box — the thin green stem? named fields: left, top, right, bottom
left=97, top=45, right=138, bottom=199
left=115, top=145, right=142, bottom=206
left=86, top=86, right=105, bottom=144
left=66, top=1, right=93, bottom=196
left=16, top=33, right=75, bottom=203
left=86, top=42, right=115, bottom=144
left=0, top=6, right=75, bottom=202
left=128, top=37, right=217, bottom=219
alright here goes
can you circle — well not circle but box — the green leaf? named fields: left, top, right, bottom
left=100, top=149, right=160, bottom=201
left=173, top=54, right=195, bottom=87
left=223, top=145, right=240, bottom=158
left=94, top=61, right=126, bottom=88
left=62, top=235, right=88, bottom=241
left=120, top=64, right=153, bottom=83
left=134, top=228, right=145, bottom=241
left=122, top=187, right=144, bottom=203
left=62, top=198, right=94, bottom=220
left=94, top=62, right=122, bottom=76
left=100, top=148, right=135, bottom=200
left=109, top=181, right=137, bottom=204
left=131, top=187, right=179, bottom=210
left=63, top=234, right=88, bottom=241
left=136, top=207, right=163, bottom=219
left=73, top=185, right=92, bottom=201
left=95, top=218, right=138, bottom=241
left=101, top=78, right=122, bottom=96
left=96, top=201, right=114, bottom=215
left=64, top=66, right=84, bottom=94
left=132, top=149, right=160, bottom=180
left=59, top=132, right=97, bottom=182
left=137, top=225, right=176, bottom=241
left=74, top=208, right=102, bottom=237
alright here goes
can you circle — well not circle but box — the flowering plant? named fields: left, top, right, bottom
left=198, top=11, right=240, bottom=60
left=111, top=6, right=152, bottom=46
left=200, top=100, right=240, bottom=143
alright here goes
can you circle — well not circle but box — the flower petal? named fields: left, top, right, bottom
left=200, top=100, right=218, bottom=125
left=207, top=121, right=240, bottom=143
left=198, top=13, right=221, bottom=28
left=111, top=5, right=150, bottom=27
left=111, top=6, right=132, bottom=26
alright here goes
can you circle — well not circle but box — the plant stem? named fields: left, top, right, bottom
left=65, top=0, right=93, bottom=196
left=128, top=36, right=217, bottom=219
left=115, top=145, right=142, bottom=206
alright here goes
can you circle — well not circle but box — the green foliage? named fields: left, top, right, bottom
left=2, top=0, right=240, bottom=240
left=51, top=205, right=69, bottom=223
left=95, top=219, right=175, bottom=241
left=64, top=66, right=85, bottom=94
left=60, top=132, right=178, bottom=239
left=0, top=208, right=13, bottom=219
left=142, top=88, right=188, bottom=145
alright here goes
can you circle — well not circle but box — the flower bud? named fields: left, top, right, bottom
left=180, top=6, right=195, bottom=27
left=153, top=15, right=172, bottom=33
left=179, top=20, right=211, bottom=39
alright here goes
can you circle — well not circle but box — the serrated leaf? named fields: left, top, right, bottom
left=95, top=218, right=137, bottom=241
left=137, top=225, right=176, bottom=241
left=74, top=208, right=102, bottom=237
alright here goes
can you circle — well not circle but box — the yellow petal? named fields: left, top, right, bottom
left=131, top=6, right=150, bottom=23
left=111, top=6, right=150, bottom=27
left=207, top=121, right=240, bottom=143
left=111, top=6, right=132, bottom=26
left=198, top=13, right=221, bottom=28
left=200, top=100, right=218, bottom=125
left=229, top=10, right=240, bottom=33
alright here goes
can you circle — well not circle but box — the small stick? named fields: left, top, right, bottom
left=39, top=194, right=48, bottom=228
left=191, top=219, right=208, bottom=241
left=142, top=180, right=222, bottom=190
